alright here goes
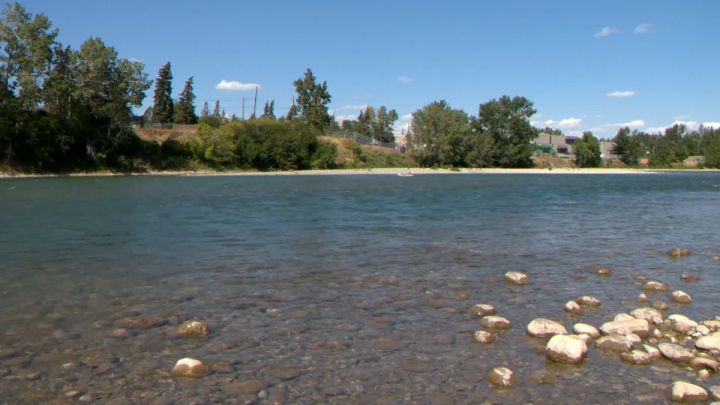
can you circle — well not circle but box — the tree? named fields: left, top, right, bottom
left=475, top=96, right=537, bottom=167
left=353, top=105, right=399, bottom=143
left=0, top=3, right=57, bottom=110
left=175, top=76, right=197, bottom=124
left=408, top=100, right=470, bottom=167
left=152, top=62, right=173, bottom=124
left=293, top=68, right=331, bottom=131
left=663, top=124, right=689, bottom=163
left=212, top=100, right=220, bottom=118
left=702, top=127, right=720, bottom=168
left=261, top=100, right=276, bottom=119
left=613, top=127, right=641, bottom=165
left=574, top=131, right=601, bottom=167
left=200, top=101, right=209, bottom=118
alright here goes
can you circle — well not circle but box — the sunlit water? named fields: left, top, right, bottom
left=1, top=173, right=719, bottom=404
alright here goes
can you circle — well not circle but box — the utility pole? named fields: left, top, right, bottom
left=241, top=97, right=245, bottom=121
left=253, top=87, right=258, bottom=119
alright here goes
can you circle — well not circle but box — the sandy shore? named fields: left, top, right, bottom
left=1, top=167, right=714, bottom=179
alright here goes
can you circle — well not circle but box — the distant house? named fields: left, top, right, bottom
left=600, top=141, right=618, bottom=160
left=533, top=133, right=575, bottom=158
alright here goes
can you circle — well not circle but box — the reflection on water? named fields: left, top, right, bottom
left=1, top=173, right=719, bottom=403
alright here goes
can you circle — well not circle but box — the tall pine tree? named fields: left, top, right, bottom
left=261, top=100, right=276, bottom=119
left=175, top=76, right=197, bottom=124
left=152, top=62, right=174, bottom=124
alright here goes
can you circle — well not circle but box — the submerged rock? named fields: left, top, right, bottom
left=670, top=314, right=699, bottom=334
left=116, top=316, right=163, bottom=329
left=652, top=301, right=669, bottom=311
left=472, top=330, right=494, bottom=344
left=527, top=318, right=567, bottom=338
left=596, top=267, right=612, bottom=276
left=614, top=313, right=635, bottom=321
left=600, top=318, right=650, bottom=337
left=172, top=358, right=208, bottom=378
left=690, top=356, right=719, bottom=372
left=468, top=304, right=496, bottom=318
left=637, top=293, right=648, bottom=303
left=596, top=334, right=636, bottom=352
left=658, top=343, right=695, bottom=363
left=546, top=335, right=587, bottom=364
left=621, top=349, right=654, bottom=365
left=669, top=381, right=707, bottom=403
left=631, top=307, right=663, bottom=324
left=488, top=367, right=514, bottom=388
left=643, top=281, right=668, bottom=292
left=643, top=344, right=662, bottom=359
left=671, top=291, right=693, bottom=304
left=480, top=316, right=511, bottom=329
left=667, top=248, right=691, bottom=258
left=564, top=300, right=583, bottom=315
left=504, top=271, right=528, bottom=285
left=573, top=323, right=600, bottom=339
left=576, top=296, right=601, bottom=307
left=681, top=273, right=700, bottom=282
left=176, top=320, right=209, bottom=338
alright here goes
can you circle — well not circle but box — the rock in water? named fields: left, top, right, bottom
left=637, top=293, right=648, bottom=303
left=480, top=316, right=511, bottom=329
left=671, top=290, right=692, bottom=304
left=546, top=335, right=587, bottom=364
left=596, top=334, right=636, bottom=352
left=696, top=333, right=720, bottom=351
left=621, top=350, right=654, bottom=365
left=468, top=304, right=496, bottom=318
left=488, top=367, right=514, bottom=388
left=669, top=314, right=699, bottom=334
left=596, top=267, right=612, bottom=276
left=573, top=323, right=600, bottom=339
left=658, top=343, right=695, bottom=363
left=564, top=300, right=583, bottom=315
left=527, top=318, right=567, bottom=338
left=669, top=381, right=707, bottom=402
left=472, top=330, right=494, bottom=344
left=176, top=320, right=209, bottom=338
left=504, top=271, right=528, bottom=285
left=116, top=316, right=163, bottom=329
left=642, top=281, right=668, bottom=292
left=576, top=296, right=601, bottom=307
left=630, top=307, right=663, bottom=324
left=172, top=358, right=208, bottom=378
left=600, top=318, right=650, bottom=337
left=667, top=248, right=691, bottom=258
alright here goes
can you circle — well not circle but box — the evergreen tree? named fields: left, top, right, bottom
left=200, top=101, right=209, bottom=118
left=212, top=100, right=221, bottom=118
left=175, top=76, right=197, bottom=124
left=152, top=62, right=174, bottom=123
left=261, top=100, right=276, bottom=119
left=293, top=68, right=331, bottom=131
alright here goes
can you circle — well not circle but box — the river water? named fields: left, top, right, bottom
left=1, top=173, right=719, bottom=404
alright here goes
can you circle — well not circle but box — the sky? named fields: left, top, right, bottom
left=10, top=0, right=720, bottom=138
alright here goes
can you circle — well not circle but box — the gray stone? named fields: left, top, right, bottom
left=620, top=350, right=654, bottom=365
left=600, top=318, right=650, bottom=337
left=696, top=333, right=720, bottom=351
left=669, top=381, right=707, bottom=403
left=480, top=316, right=511, bottom=329
left=488, top=367, right=514, bottom=388
left=564, top=300, right=583, bottom=315
left=546, top=335, right=587, bottom=364
left=504, top=271, right=528, bottom=285
left=658, top=343, right=695, bottom=363
left=671, top=290, right=692, bottom=304
left=630, top=307, right=663, bottom=324
left=527, top=318, right=567, bottom=338
left=573, top=323, right=599, bottom=339
left=596, top=334, right=635, bottom=352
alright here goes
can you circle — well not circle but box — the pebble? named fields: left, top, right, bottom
left=637, top=293, right=648, bottom=303
left=710, top=386, right=720, bottom=401
left=111, top=328, right=129, bottom=338
left=504, top=271, right=528, bottom=285
left=596, top=267, right=612, bottom=276
left=620, top=350, right=654, bottom=365
left=488, top=367, right=515, bottom=388
left=468, top=304, right=496, bottom=318
left=671, top=291, right=693, bottom=304
left=642, top=281, right=668, bottom=292
left=472, top=330, right=494, bottom=344
left=669, top=314, right=699, bottom=334
left=176, top=320, right=209, bottom=338
left=630, top=307, right=663, bottom=324
left=576, top=296, right=601, bottom=307
left=652, top=301, right=669, bottom=311
left=116, top=316, right=163, bottom=329
left=667, top=248, right=691, bottom=258
left=171, top=358, right=208, bottom=378
left=681, top=273, right=699, bottom=282
left=596, top=334, right=635, bottom=352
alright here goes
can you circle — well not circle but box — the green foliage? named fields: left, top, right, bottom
left=311, top=141, right=337, bottom=169
left=408, top=100, right=470, bottom=167
left=343, top=105, right=399, bottom=143
left=293, top=68, right=331, bottom=131
left=152, top=62, right=173, bottom=123
left=476, top=95, right=537, bottom=168
left=261, top=100, right=276, bottom=119
left=613, top=127, right=641, bottom=165
left=574, top=131, right=601, bottom=167
left=175, top=76, right=197, bottom=124
left=702, top=128, right=720, bottom=168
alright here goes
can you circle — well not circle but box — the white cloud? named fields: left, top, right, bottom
left=335, top=114, right=358, bottom=123
left=393, top=113, right=413, bottom=134
left=634, top=23, right=652, bottom=34
left=339, top=104, right=368, bottom=111
left=215, top=80, right=260, bottom=91
left=703, top=121, right=720, bottom=129
left=607, top=90, right=636, bottom=97
left=647, top=120, right=720, bottom=133
left=533, top=117, right=583, bottom=129
left=398, top=75, right=413, bottom=83
left=591, top=120, right=645, bottom=133
left=594, top=26, right=618, bottom=38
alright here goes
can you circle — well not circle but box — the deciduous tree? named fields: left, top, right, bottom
left=293, top=68, right=331, bottom=131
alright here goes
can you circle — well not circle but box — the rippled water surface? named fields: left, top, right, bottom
left=1, top=173, right=720, bottom=404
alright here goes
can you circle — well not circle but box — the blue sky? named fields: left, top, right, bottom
left=11, top=0, right=720, bottom=138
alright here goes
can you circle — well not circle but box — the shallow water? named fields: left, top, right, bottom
left=1, top=173, right=719, bottom=404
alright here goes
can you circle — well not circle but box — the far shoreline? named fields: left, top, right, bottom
left=2, top=167, right=719, bottom=179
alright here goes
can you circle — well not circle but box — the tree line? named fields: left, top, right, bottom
left=613, top=124, right=720, bottom=168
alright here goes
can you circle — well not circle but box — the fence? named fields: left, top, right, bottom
left=325, top=131, right=397, bottom=149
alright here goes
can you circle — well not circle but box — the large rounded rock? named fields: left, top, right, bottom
left=504, top=271, right=528, bottom=285
left=172, top=358, right=208, bottom=378
left=564, top=300, right=583, bottom=315
left=690, top=356, right=719, bottom=372
left=573, top=323, right=600, bottom=339
left=658, top=343, right=695, bottom=363
left=488, top=367, right=514, bottom=388
left=546, top=335, right=587, bottom=364
left=468, top=304, right=496, bottom=318
left=669, top=314, right=699, bottom=334
left=643, top=281, right=668, bottom=292
left=614, top=313, right=635, bottom=321
left=480, top=316, right=511, bottom=329
left=630, top=307, right=663, bottom=324
left=600, top=318, right=650, bottom=337
left=527, top=318, right=567, bottom=338
left=696, top=333, right=720, bottom=351
left=596, top=334, right=636, bottom=352
left=176, top=320, right=209, bottom=338
left=671, top=290, right=693, bottom=304
left=669, top=381, right=707, bottom=402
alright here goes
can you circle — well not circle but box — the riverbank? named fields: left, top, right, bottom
left=2, top=167, right=719, bottom=179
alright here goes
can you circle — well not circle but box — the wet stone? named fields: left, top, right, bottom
left=270, top=366, right=300, bottom=380
left=468, top=304, right=496, bottom=318
left=504, top=271, right=528, bottom=285
left=631, top=307, right=663, bottom=324
left=209, top=360, right=234, bottom=374
left=227, top=379, right=268, bottom=395
left=670, top=381, right=707, bottom=402
left=671, top=291, right=692, bottom=304
left=670, top=314, right=699, bottom=334
left=472, top=330, right=494, bottom=344
left=488, top=367, right=515, bottom=388
left=530, top=370, right=556, bottom=385
left=652, top=301, right=669, bottom=311
left=116, top=316, right=163, bottom=329
left=681, top=273, right=700, bottom=282
left=596, top=267, right=612, bottom=276
left=710, top=386, right=720, bottom=401
left=546, top=335, right=587, bottom=364
left=696, top=333, right=720, bottom=351
left=643, top=281, right=668, bottom=292
left=527, top=318, right=567, bottom=338
left=564, top=300, right=583, bottom=315
left=573, top=323, right=600, bottom=339
left=600, top=318, right=650, bottom=337
left=658, top=343, right=695, bottom=363
left=576, top=296, right=601, bottom=307
left=453, top=291, right=470, bottom=301
left=171, top=358, right=208, bottom=378
left=596, top=334, right=635, bottom=352
left=111, top=328, right=129, bottom=338
left=621, top=350, right=654, bottom=365
left=480, top=316, right=511, bottom=329
left=374, top=336, right=403, bottom=351
left=667, top=248, right=691, bottom=258
left=637, top=293, right=648, bottom=303
left=176, top=320, right=209, bottom=337
left=690, top=357, right=719, bottom=372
